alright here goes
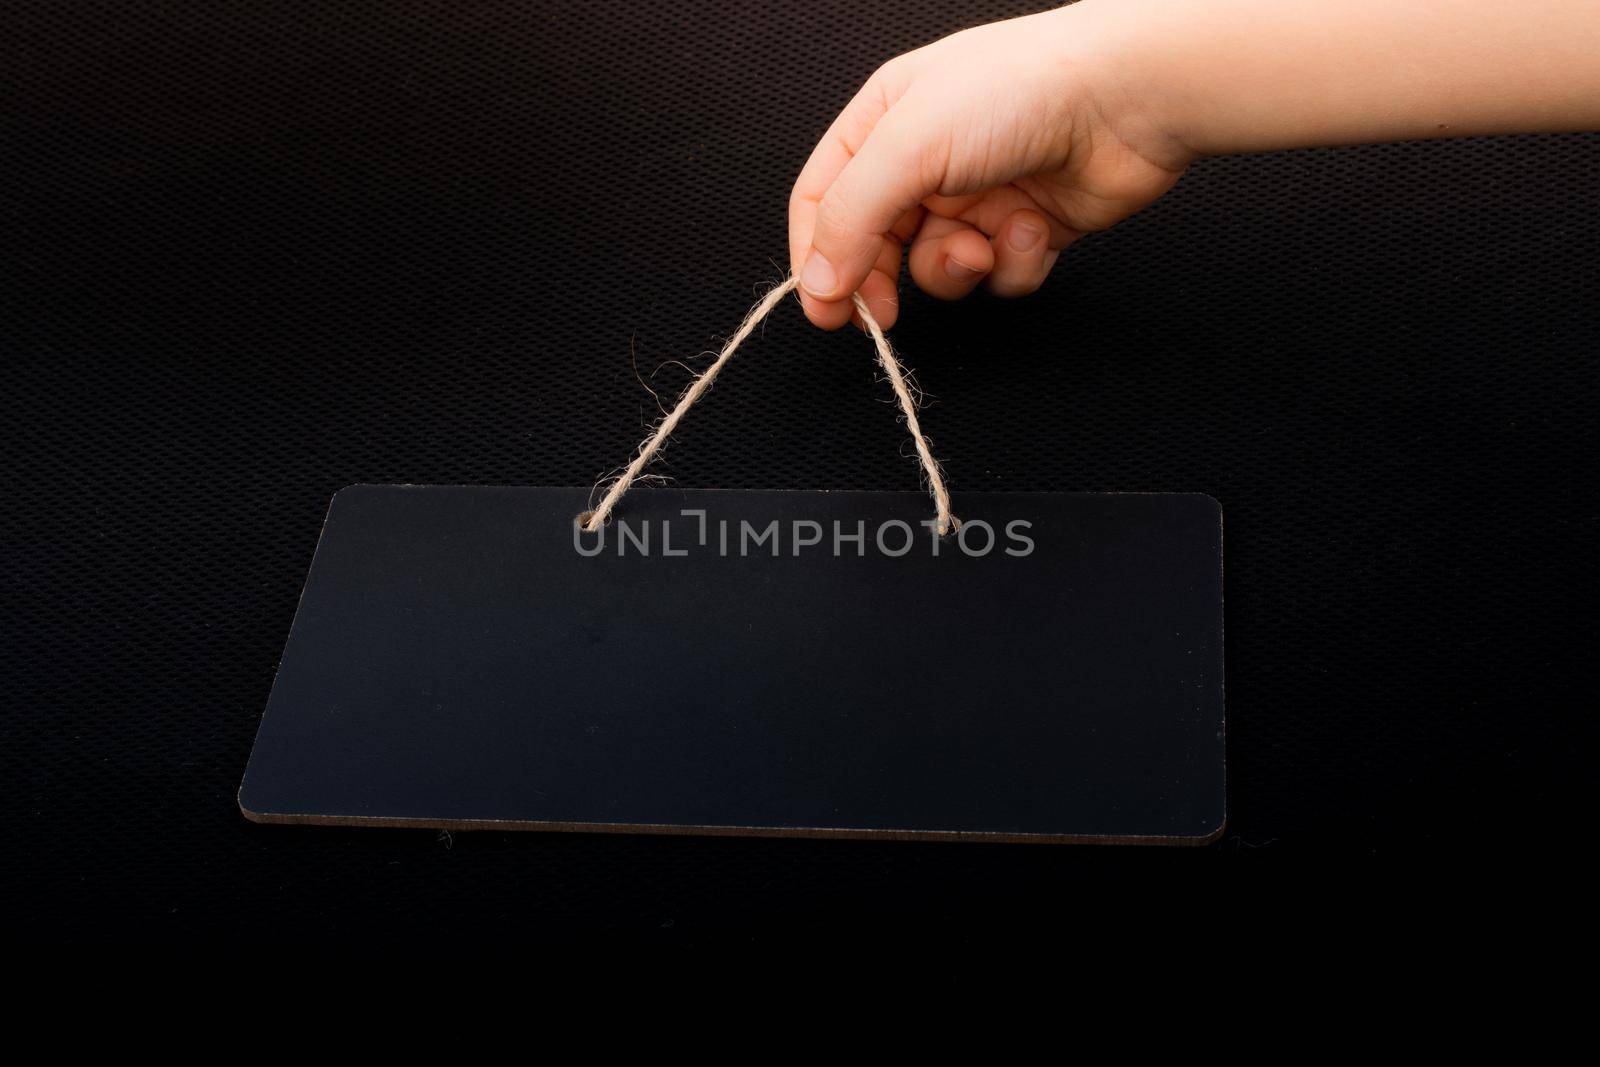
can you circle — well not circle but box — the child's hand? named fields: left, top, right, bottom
left=788, top=5, right=1188, bottom=331
left=789, top=0, right=1600, bottom=331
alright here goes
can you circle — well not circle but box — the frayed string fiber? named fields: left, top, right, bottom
left=581, top=275, right=957, bottom=534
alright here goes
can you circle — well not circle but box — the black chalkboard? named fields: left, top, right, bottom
left=239, top=486, right=1224, bottom=843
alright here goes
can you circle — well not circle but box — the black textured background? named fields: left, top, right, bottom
left=3, top=1, right=1595, bottom=943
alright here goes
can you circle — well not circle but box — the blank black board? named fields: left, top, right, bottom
left=239, top=486, right=1225, bottom=843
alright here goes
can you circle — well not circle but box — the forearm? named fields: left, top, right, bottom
left=1068, top=0, right=1600, bottom=163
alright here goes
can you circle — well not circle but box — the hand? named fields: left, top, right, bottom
left=789, top=0, right=1600, bottom=332
left=787, top=4, right=1191, bottom=330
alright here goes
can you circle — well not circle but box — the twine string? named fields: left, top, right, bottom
left=580, top=274, right=957, bottom=535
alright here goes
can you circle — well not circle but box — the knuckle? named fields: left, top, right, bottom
left=814, top=189, right=858, bottom=243
left=988, top=274, right=1042, bottom=300
left=869, top=54, right=908, bottom=92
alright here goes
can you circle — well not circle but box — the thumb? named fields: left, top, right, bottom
left=797, top=104, right=942, bottom=305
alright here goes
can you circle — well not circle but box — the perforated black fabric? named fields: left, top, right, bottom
left=4, top=2, right=1596, bottom=942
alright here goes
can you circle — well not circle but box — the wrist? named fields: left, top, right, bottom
left=1048, top=0, right=1200, bottom=173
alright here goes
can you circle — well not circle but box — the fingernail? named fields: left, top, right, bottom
left=945, top=255, right=984, bottom=282
left=800, top=251, right=839, bottom=298
left=1008, top=220, right=1045, bottom=253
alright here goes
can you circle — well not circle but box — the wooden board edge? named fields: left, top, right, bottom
left=239, top=794, right=1226, bottom=847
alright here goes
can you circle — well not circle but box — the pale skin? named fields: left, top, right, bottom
left=789, top=0, right=1600, bottom=331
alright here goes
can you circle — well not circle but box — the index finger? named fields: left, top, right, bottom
left=788, top=68, right=904, bottom=329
